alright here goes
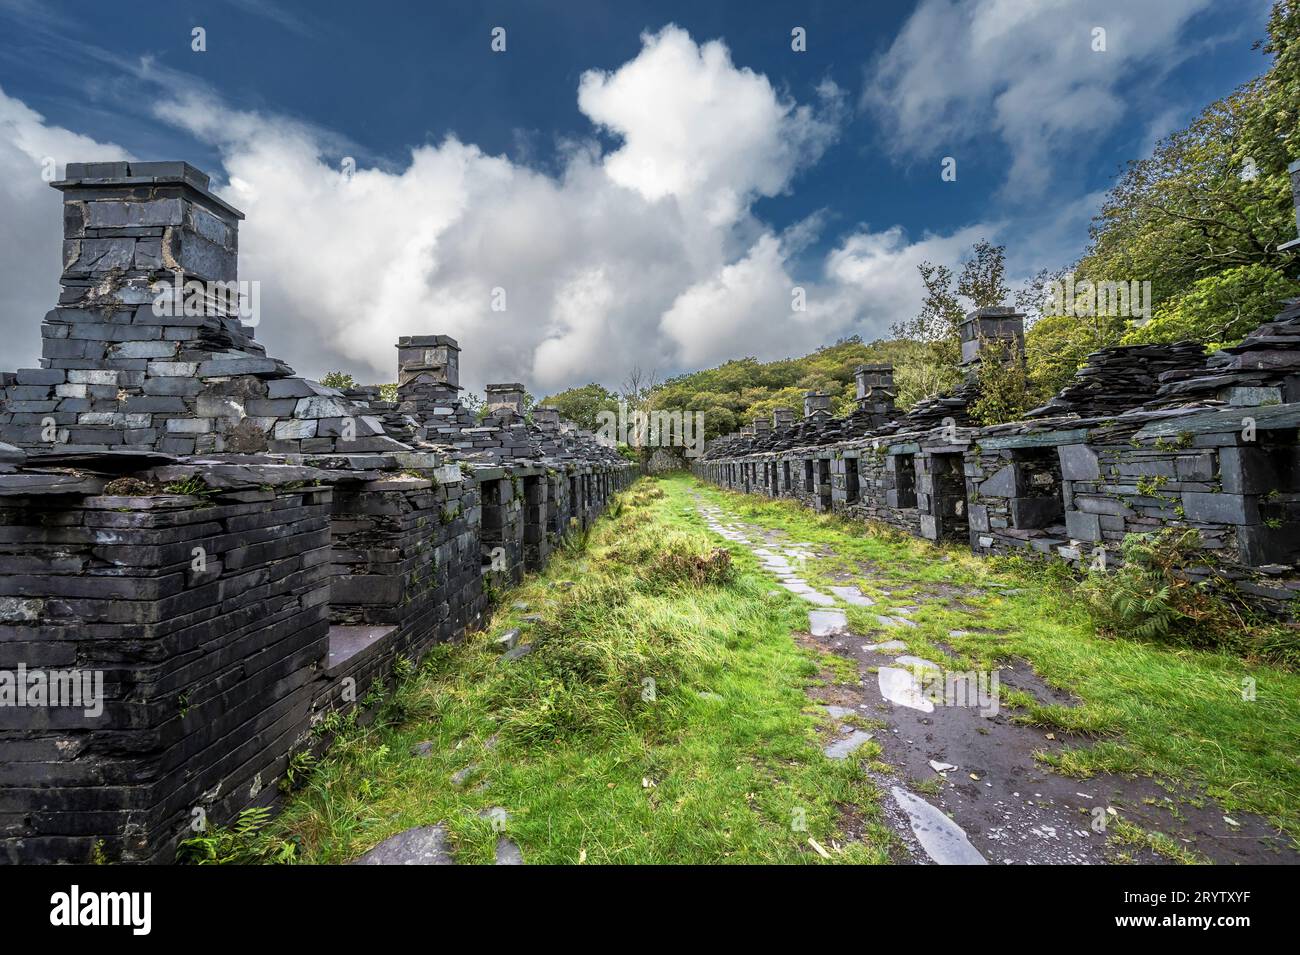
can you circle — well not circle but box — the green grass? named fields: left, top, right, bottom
left=245, top=477, right=895, bottom=864
left=189, top=473, right=1300, bottom=862
left=686, top=476, right=1300, bottom=846
left=1108, top=819, right=1209, bottom=865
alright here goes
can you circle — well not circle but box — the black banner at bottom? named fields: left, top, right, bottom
left=0, top=863, right=1282, bottom=941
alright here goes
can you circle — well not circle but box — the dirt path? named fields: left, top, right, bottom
left=692, top=491, right=1299, bottom=866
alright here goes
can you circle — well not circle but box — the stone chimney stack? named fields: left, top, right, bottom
left=55, top=162, right=244, bottom=310
left=395, top=334, right=461, bottom=420
left=396, top=335, right=460, bottom=389
left=854, top=363, right=896, bottom=422
left=753, top=417, right=772, bottom=434
left=532, top=406, right=561, bottom=430
left=959, top=306, right=1025, bottom=373
left=485, top=382, right=526, bottom=418
left=855, top=364, right=894, bottom=400
left=804, top=391, right=831, bottom=418
left=1, top=161, right=414, bottom=456
left=772, top=407, right=795, bottom=429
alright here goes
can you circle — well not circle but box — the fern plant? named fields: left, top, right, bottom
left=176, top=807, right=297, bottom=865
left=1081, top=529, right=1254, bottom=651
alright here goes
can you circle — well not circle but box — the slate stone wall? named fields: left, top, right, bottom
left=314, top=470, right=486, bottom=733
left=695, top=304, right=1300, bottom=620
left=0, top=481, right=332, bottom=864
left=698, top=412, right=1300, bottom=619
left=0, top=160, right=635, bottom=864
left=328, top=467, right=479, bottom=629
left=0, top=459, right=632, bottom=864
left=855, top=449, right=922, bottom=534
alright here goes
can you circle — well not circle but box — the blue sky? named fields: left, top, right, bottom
left=0, top=0, right=1273, bottom=393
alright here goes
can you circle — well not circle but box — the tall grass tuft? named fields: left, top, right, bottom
left=487, top=495, right=732, bottom=744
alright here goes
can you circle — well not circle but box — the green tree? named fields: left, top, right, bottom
left=320, top=371, right=355, bottom=391
left=894, top=262, right=963, bottom=350
left=957, top=238, right=1011, bottom=308
left=1077, top=3, right=1300, bottom=304
left=537, top=382, right=620, bottom=432
left=1020, top=2, right=1300, bottom=402
left=1120, top=263, right=1300, bottom=349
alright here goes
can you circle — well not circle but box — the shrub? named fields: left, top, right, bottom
left=1082, top=530, right=1221, bottom=640
left=319, top=370, right=355, bottom=391
left=627, top=485, right=665, bottom=506
left=1120, top=264, right=1300, bottom=350
left=1080, top=529, right=1298, bottom=666
left=970, top=334, right=1031, bottom=425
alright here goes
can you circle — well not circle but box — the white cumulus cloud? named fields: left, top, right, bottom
left=0, top=26, right=1000, bottom=400
left=864, top=0, right=1217, bottom=194
left=0, top=87, right=130, bottom=368
left=579, top=25, right=842, bottom=226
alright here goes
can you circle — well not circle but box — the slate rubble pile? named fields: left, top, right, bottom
left=1150, top=298, right=1300, bottom=408
left=1026, top=341, right=1207, bottom=418
left=878, top=380, right=981, bottom=435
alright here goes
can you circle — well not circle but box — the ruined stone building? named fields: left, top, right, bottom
left=696, top=193, right=1300, bottom=620
left=0, top=162, right=633, bottom=863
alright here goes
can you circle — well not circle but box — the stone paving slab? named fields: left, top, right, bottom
left=891, top=787, right=988, bottom=865
left=878, top=666, right=935, bottom=712
left=829, top=585, right=875, bottom=606
left=798, top=590, right=836, bottom=606
left=865, top=639, right=907, bottom=652
left=495, top=836, right=524, bottom=865
left=352, top=824, right=455, bottom=865
left=807, top=609, right=848, bottom=636
left=824, top=729, right=874, bottom=759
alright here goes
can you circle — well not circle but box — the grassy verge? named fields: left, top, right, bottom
left=685, top=476, right=1300, bottom=845
left=215, top=476, right=894, bottom=864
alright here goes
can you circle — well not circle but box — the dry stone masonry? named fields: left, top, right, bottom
left=697, top=297, right=1300, bottom=620
left=0, top=162, right=632, bottom=864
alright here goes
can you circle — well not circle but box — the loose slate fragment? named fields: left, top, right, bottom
left=352, top=824, right=455, bottom=865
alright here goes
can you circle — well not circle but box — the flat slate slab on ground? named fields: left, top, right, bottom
left=830, top=585, right=875, bottom=606
left=352, top=824, right=454, bottom=865
left=808, top=609, right=848, bottom=636
left=495, top=836, right=524, bottom=865
left=890, top=787, right=987, bottom=866
left=823, top=729, right=874, bottom=759
left=878, top=666, right=936, bottom=712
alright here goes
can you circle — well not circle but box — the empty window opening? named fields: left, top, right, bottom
left=930, top=453, right=969, bottom=542
left=1009, top=448, right=1064, bottom=530
left=817, top=459, right=832, bottom=510
left=892, top=454, right=917, bottom=508
left=481, top=478, right=507, bottom=566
